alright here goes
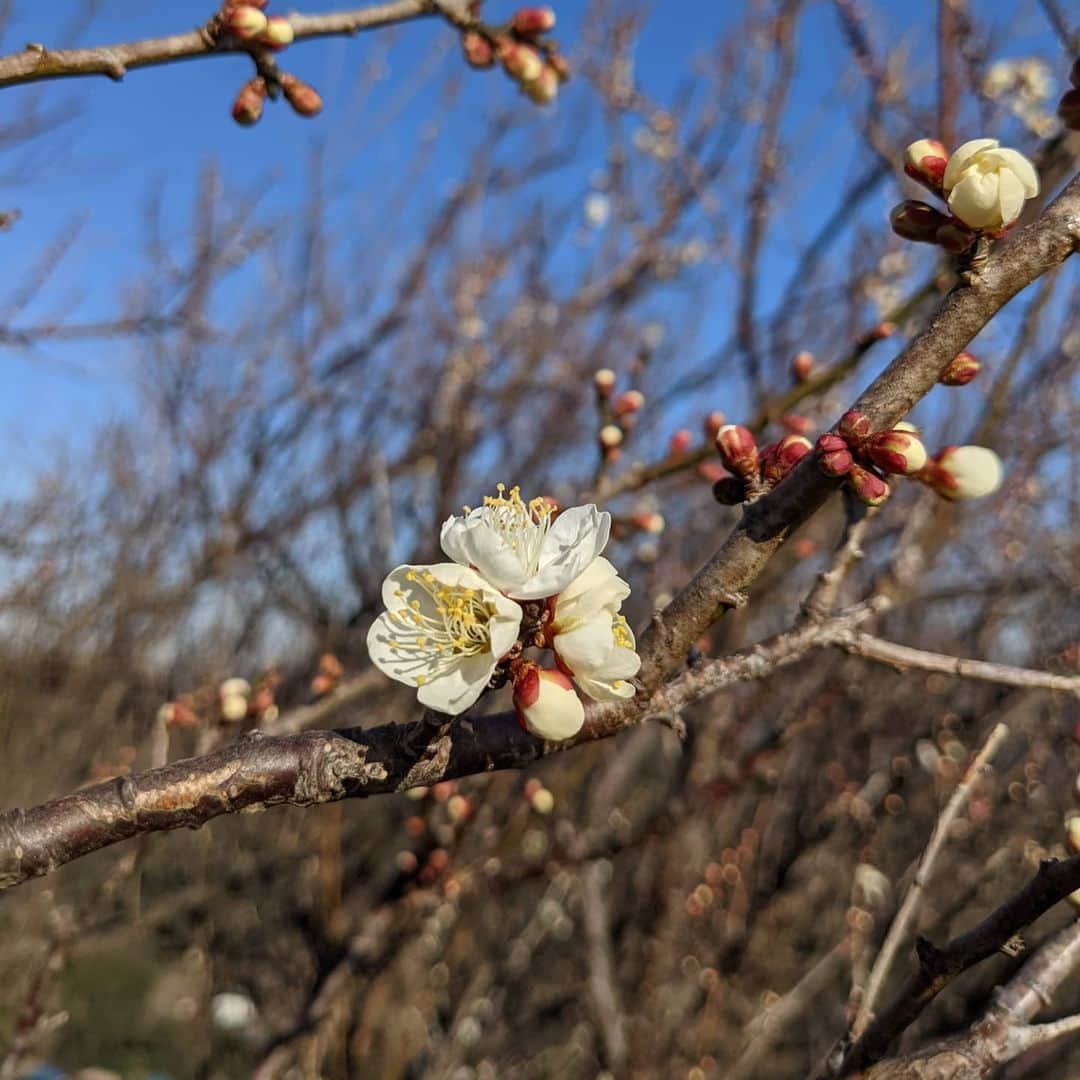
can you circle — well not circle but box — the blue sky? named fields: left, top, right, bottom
left=0, top=0, right=1071, bottom=488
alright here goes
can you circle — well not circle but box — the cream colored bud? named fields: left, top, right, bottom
left=943, top=139, right=1039, bottom=231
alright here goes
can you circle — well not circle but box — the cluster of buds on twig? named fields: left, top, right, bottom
left=1058, top=58, right=1080, bottom=131
left=711, top=424, right=812, bottom=504
left=891, top=137, right=1039, bottom=254
left=459, top=7, right=569, bottom=106
left=593, top=369, right=645, bottom=463
left=221, top=3, right=323, bottom=126
left=815, top=413, right=928, bottom=506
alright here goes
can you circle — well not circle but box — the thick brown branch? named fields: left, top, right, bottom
left=0, top=2, right=447, bottom=90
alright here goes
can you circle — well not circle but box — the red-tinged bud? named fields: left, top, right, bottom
left=903, top=139, right=949, bottom=193
left=714, top=424, right=759, bottom=479
left=594, top=368, right=616, bottom=397
left=513, top=665, right=584, bottom=741
left=668, top=429, right=693, bottom=455
left=918, top=445, right=1003, bottom=500
left=712, top=476, right=746, bottom=505
left=310, top=673, right=336, bottom=697
left=318, top=652, right=343, bottom=679
left=613, top=389, right=645, bottom=417
left=500, top=41, right=544, bottom=84
left=890, top=200, right=951, bottom=244
left=792, top=351, right=814, bottom=382
left=847, top=464, right=890, bottom=507
left=697, top=461, right=727, bottom=484
left=225, top=4, right=269, bottom=40
left=935, top=219, right=977, bottom=253
left=231, top=77, right=267, bottom=126
left=630, top=512, right=665, bottom=534
left=511, top=6, right=557, bottom=34
left=793, top=538, right=817, bottom=559
left=865, top=429, right=927, bottom=476
left=258, top=14, right=294, bottom=48
left=548, top=52, right=571, bottom=82
left=157, top=701, right=199, bottom=728
left=1058, top=89, right=1080, bottom=131
left=704, top=411, right=726, bottom=439
left=780, top=413, right=813, bottom=436
left=280, top=74, right=323, bottom=117
left=462, top=30, right=495, bottom=68
left=939, top=350, right=980, bottom=386
left=523, top=65, right=559, bottom=104
left=816, top=433, right=854, bottom=478
left=760, top=434, right=812, bottom=485
left=872, top=322, right=896, bottom=341
left=837, top=410, right=871, bottom=445
left=599, top=424, right=623, bottom=450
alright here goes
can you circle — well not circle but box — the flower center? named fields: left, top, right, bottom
left=475, top=483, right=554, bottom=576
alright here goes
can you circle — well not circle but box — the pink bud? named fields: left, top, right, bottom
left=703, top=411, right=726, bottom=439
left=815, top=433, right=854, bottom=478
left=715, top=424, right=759, bottom=479
left=780, top=413, right=813, bottom=436
left=890, top=200, right=951, bottom=244
left=865, top=429, right=928, bottom=476
left=792, top=351, right=814, bottom=382
left=513, top=667, right=585, bottom=741
left=511, top=6, right=557, bottom=34
left=258, top=14, right=294, bottom=48
left=630, top=512, right=665, bottom=534
left=760, top=434, right=812, bottom=485
left=231, top=77, right=267, bottom=126
left=593, top=368, right=616, bottom=397
left=280, top=74, right=322, bottom=117
left=872, top=322, right=896, bottom=341
left=847, top=465, right=890, bottom=507
left=499, top=41, right=544, bottom=84
left=613, top=390, right=645, bottom=418
left=939, top=350, right=980, bottom=386
left=462, top=30, right=495, bottom=68
left=837, top=410, right=871, bottom=446
left=903, top=139, right=949, bottom=193
left=668, top=429, right=693, bottom=455
left=225, top=4, right=269, bottom=40
left=1058, top=89, right=1080, bottom=131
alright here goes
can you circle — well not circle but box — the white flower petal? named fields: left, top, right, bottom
left=995, top=168, right=1026, bottom=228
left=982, top=148, right=1039, bottom=197
left=515, top=504, right=611, bottom=600
left=943, top=138, right=998, bottom=192
left=554, top=621, right=618, bottom=673
left=948, top=171, right=1002, bottom=229
left=552, top=557, right=630, bottom=626
left=416, top=652, right=494, bottom=714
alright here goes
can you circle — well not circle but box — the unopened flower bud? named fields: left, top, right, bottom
left=943, top=139, right=1039, bottom=231
left=919, top=445, right=1003, bottom=500
left=280, top=74, right=323, bottom=117
left=712, top=476, right=746, bottom=505
left=523, top=65, right=559, bottom=104
left=231, top=77, right=267, bottom=126
left=872, top=322, right=896, bottom=341
left=760, top=434, right=812, bottom=485
left=780, top=413, right=813, bottom=436
left=935, top=219, right=977, bottom=253
left=225, top=4, right=269, bottom=40
left=462, top=30, right=495, bottom=68
left=894, top=421, right=920, bottom=434
left=318, top=653, right=343, bottom=680
left=668, top=429, right=693, bottom=455
left=530, top=786, right=555, bottom=813
left=258, top=14, right=294, bottom=48
left=594, top=368, right=616, bottom=397
left=838, top=410, right=871, bottom=446
left=631, top=512, right=665, bottom=534
left=939, top=350, right=980, bottom=386
left=903, top=139, right=949, bottom=192
left=1058, top=89, right=1080, bottom=131
left=513, top=667, right=584, bottom=741
left=703, top=412, right=727, bottom=441
left=599, top=424, right=623, bottom=450
left=847, top=464, right=890, bottom=507
left=715, top=424, right=758, bottom=478
left=500, top=41, right=544, bottom=84
left=158, top=702, right=199, bottom=728
left=865, top=429, right=928, bottom=476
left=890, top=200, right=951, bottom=244
left=792, top=351, right=814, bottom=382
left=816, top=433, right=854, bottom=478
left=613, top=390, right=645, bottom=418
left=511, top=6, right=557, bottom=34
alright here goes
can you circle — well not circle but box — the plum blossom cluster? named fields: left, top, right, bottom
left=815, top=413, right=1002, bottom=506
left=891, top=138, right=1039, bottom=253
left=459, top=7, right=569, bottom=106
left=220, top=2, right=322, bottom=125
left=366, top=486, right=641, bottom=741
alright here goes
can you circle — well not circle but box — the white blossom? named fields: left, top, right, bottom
left=366, top=563, right=522, bottom=715
left=513, top=667, right=586, bottom=740
left=548, top=557, right=640, bottom=701
left=440, top=485, right=610, bottom=600
left=943, top=139, right=1039, bottom=230
left=927, top=445, right=1003, bottom=500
